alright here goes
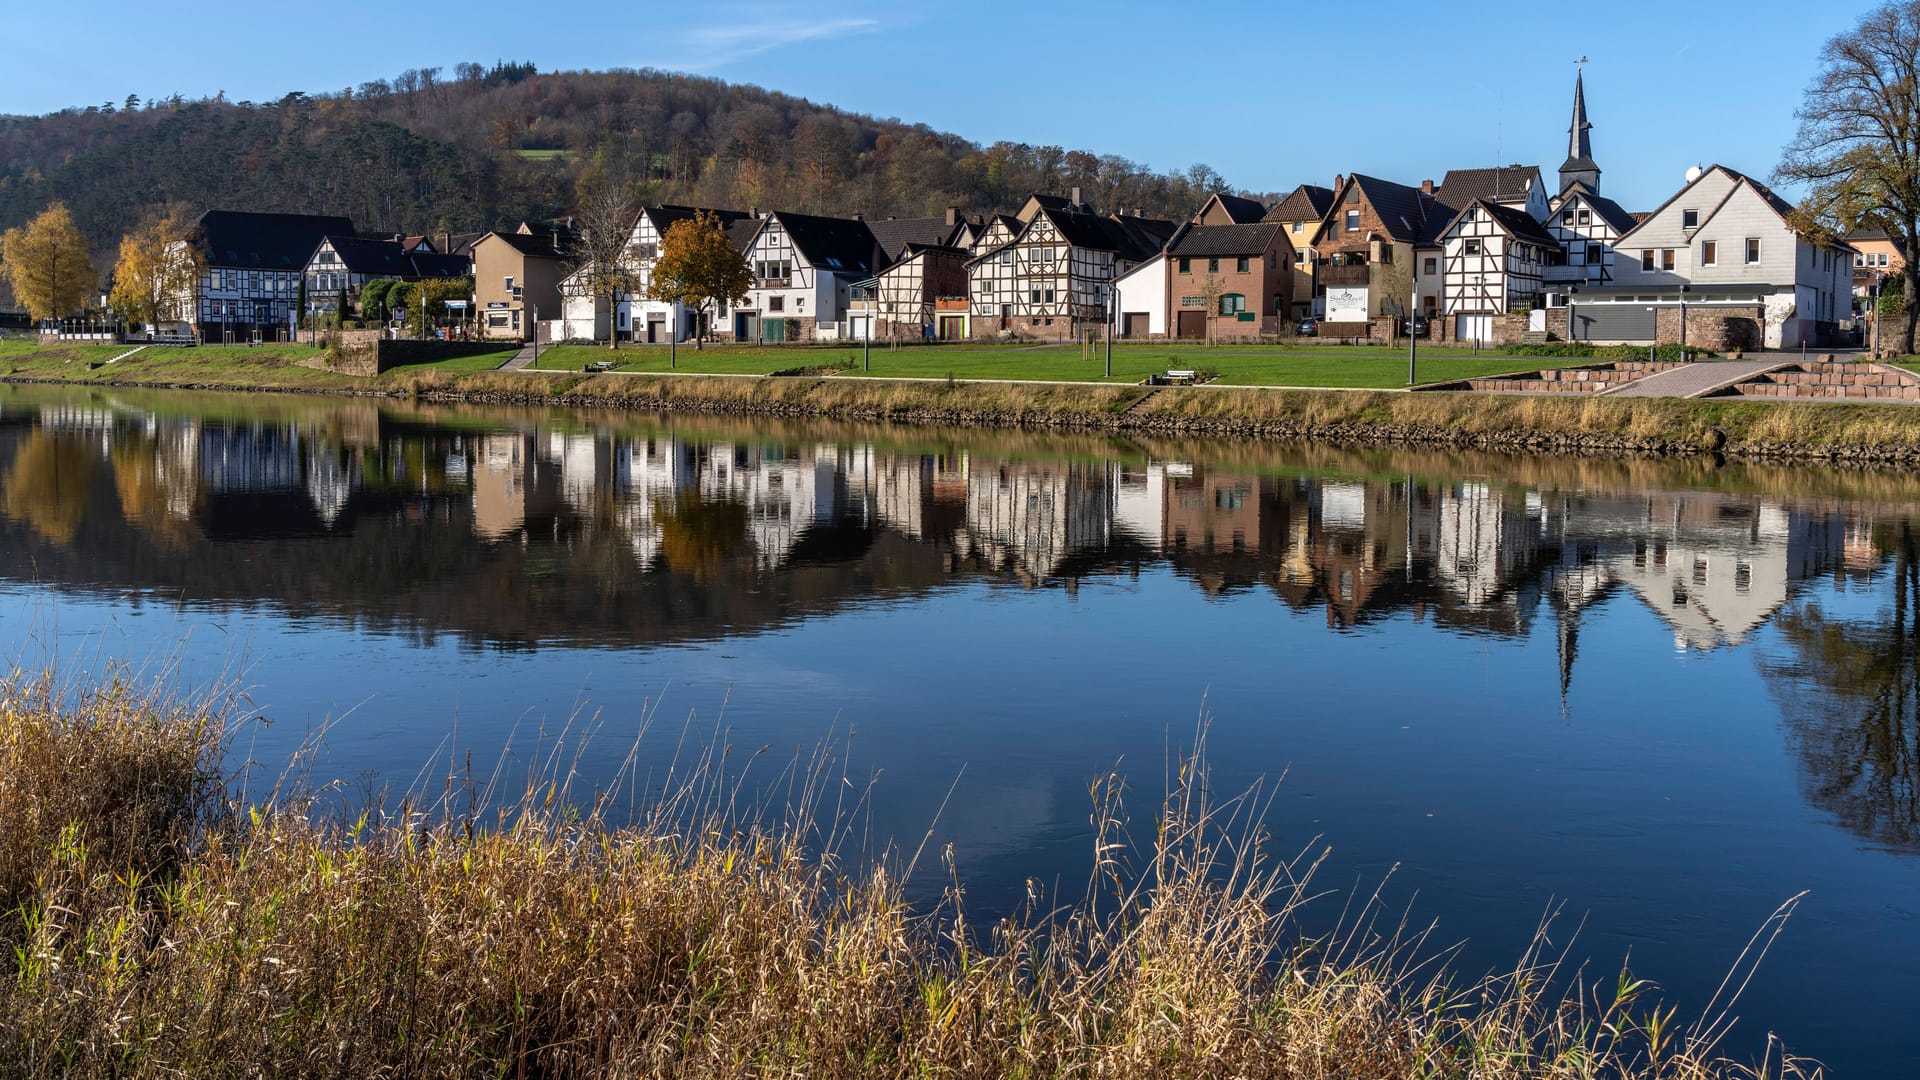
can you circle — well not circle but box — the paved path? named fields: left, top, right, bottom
left=1601, top=359, right=1784, bottom=399
left=499, top=344, right=538, bottom=371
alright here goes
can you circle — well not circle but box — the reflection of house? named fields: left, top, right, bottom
left=960, top=460, right=1112, bottom=580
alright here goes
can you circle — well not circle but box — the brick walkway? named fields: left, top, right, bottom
left=1600, top=359, right=1784, bottom=399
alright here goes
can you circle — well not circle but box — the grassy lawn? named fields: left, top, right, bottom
left=529, top=340, right=1580, bottom=388
left=0, top=340, right=520, bottom=387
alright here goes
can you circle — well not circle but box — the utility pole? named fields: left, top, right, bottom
left=1407, top=268, right=1418, bottom=385
left=531, top=303, right=539, bottom=366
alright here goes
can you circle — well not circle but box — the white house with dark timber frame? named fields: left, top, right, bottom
left=1542, top=72, right=1637, bottom=290
left=1413, top=166, right=1549, bottom=320
left=1438, top=199, right=1562, bottom=343
left=735, top=211, right=878, bottom=342
left=966, top=201, right=1176, bottom=342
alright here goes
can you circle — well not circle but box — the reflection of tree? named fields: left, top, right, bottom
left=110, top=437, right=193, bottom=547
left=1, top=432, right=99, bottom=546
left=654, top=491, right=750, bottom=580
left=1764, top=522, right=1920, bottom=851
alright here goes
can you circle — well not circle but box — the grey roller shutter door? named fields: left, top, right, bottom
left=1573, top=306, right=1657, bottom=342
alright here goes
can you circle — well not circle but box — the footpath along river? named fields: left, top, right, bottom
left=0, top=383, right=1915, bottom=1076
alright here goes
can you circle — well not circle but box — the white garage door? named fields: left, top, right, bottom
left=1454, top=314, right=1494, bottom=343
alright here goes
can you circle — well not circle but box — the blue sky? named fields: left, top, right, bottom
left=4, top=0, right=1876, bottom=212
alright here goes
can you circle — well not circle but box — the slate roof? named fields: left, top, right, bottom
left=725, top=218, right=762, bottom=253
left=196, top=210, right=357, bottom=271
left=770, top=211, right=879, bottom=275
left=1168, top=223, right=1285, bottom=257
left=1464, top=200, right=1561, bottom=247
left=1201, top=192, right=1270, bottom=224
left=644, top=204, right=751, bottom=236
left=1264, top=184, right=1335, bottom=224
left=486, top=229, right=575, bottom=259
left=444, top=232, right=486, bottom=257
left=1108, top=213, right=1180, bottom=259
left=1342, top=174, right=1432, bottom=245
left=1557, top=181, right=1638, bottom=234
left=410, top=251, right=472, bottom=278
left=320, top=235, right=417, bottom=276
left=865, top=216, right=963, bottom=263
left=1419, top=166, right=1543, bottom=245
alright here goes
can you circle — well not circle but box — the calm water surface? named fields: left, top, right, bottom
left=1, top=384, right=1916, bottom=1076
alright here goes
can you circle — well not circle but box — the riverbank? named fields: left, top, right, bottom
left=0, top=675, right=1810, bottom=1078
left=9, top=340, right=1920, bottom=462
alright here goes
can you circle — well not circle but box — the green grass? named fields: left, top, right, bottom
left=514, top=148, right=570, bottom=161
left=528, top=341, right=1583, bottom=388
left=0, top=340, right=519, bottom=388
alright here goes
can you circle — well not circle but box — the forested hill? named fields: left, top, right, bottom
left=0, top=62, right=1250, bottom=259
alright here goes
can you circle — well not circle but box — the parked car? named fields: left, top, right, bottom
left=1409, top=315, right=1430, bottom=337
left=1296, top=317, right=1321, bottom=336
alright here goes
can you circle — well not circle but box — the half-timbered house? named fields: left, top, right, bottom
left=1542, top=72, right=1637, bottom=290
left=302, top=236, right=472, bottom=320
left=735, top=211, right=878, bottom=342
left=1438, top=199, right=1562, bottom=343
left=560, top=204, right=755, bottom=343
left=177, top=210, right=355, bottom=343
left=1413, top=166, right=1549, bottom=319
left=852, top=244, right=971, bottom=341
left=965, top=205, right=1176, bottom=341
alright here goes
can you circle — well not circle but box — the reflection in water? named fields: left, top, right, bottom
left=0, top=388, right=1916, bottom=859
left=1764, top=522, right=1920, bottom=851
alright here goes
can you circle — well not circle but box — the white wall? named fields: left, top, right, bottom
left=1113, top=255, right=1167, bottom=336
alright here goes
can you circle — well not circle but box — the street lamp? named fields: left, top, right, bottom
left=1407, top=264, right=1418, bottom=386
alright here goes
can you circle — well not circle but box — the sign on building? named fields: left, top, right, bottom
left=1325, top=287, right=1370, bottom=323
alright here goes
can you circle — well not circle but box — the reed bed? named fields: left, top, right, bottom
left=0, top=674, right=1816, bottom=1078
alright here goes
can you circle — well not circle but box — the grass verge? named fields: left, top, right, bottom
left=0, top=673, right=1814, bottom=1077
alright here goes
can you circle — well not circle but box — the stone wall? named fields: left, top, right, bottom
left=1654, top=306, right=1763, bottom=352
left=319, top=331, right=511, bottom=374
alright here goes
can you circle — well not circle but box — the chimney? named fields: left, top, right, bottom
left=945, top=206, right=961, bottom=226
left=1071, top=185, right=1084, bottom=209
left=441, top=232, right=450, bottom=253
left=1333, top=173, right=1344, bottom=191
left=1420, top=179, right=1434, bottom=195
left=749, top=206, right=759, bottom=218
left=392, top=233, right=403, bottom=243
left=852, top=213, right=863, bottom=221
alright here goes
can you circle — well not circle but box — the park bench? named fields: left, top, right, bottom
left=583, top=360, right=615, bottom=372
left=1160, top=369, right=1197, bottom=385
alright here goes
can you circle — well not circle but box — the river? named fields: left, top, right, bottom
left=0, top=383, right=1915, bottom=1076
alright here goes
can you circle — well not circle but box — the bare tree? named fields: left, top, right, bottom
left=1199, top=273, right=1227, bottom=345
left=572, top=176, right=642, bottom=350
left=1778, top=2, right=1920, bottom=353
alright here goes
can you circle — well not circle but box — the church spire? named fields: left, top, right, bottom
left=1560, top=68, right=1602, bottom=193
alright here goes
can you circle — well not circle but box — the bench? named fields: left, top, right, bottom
left=583, top=360, right=615, bottom=372
left=1160, top=369, right=1197, bottom=385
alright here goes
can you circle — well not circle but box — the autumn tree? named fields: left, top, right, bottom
left=0, top=203, right=95, bottom=323
left=647, top=210, right=751, bottom=348
left=108, top=206, right=200, bottom=330
left=571, top=169, right=641, bottom=349
left=1778, top=1, right=1920, bottom=353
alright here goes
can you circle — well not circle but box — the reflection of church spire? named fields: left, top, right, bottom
left=1556, top=596, right=1580, bottom=718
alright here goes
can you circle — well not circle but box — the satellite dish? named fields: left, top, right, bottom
left=1685, top=164, right=1704, bottom=183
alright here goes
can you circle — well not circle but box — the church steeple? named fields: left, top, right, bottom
left=1560, top=69, right=1601, bottom=193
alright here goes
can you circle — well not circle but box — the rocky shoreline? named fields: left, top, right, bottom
left=12, top=369, right=1920, bottom=465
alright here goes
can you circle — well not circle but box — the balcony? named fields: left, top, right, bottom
left=1320, top=264, right=1372, bottom=287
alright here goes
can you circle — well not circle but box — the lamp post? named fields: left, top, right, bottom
left=1567, top=285, right=1579, bottom=344
left=1407, top=265, right=1419, bottom=386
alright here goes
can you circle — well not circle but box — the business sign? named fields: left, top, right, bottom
left=487, top=301, right=510, bottom=310
left=443, top=300, right=469, bottom=310
left=1325, top=286, right=1370, bottom=323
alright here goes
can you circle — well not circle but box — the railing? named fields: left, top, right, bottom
left=758, top=276, right=791, bottom=288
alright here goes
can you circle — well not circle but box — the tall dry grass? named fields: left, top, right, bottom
left=0, top=675, right=1817, bottom=1078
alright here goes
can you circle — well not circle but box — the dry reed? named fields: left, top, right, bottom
left=0, top=674, right=1818, bottom=1078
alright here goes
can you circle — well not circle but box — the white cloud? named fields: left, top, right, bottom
left=667, top=12, right=884, bottom=66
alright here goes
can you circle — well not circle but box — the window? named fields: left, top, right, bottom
left=1219, top=293, right=1246, bottom=315
left=1577, top=209, right=1591, bottom=226
left=1642, top=250, right=1655, bottom=271
left=1857, top=253, right=1867, bottom=267
left=1345, top=210, right=1360, bottom=232
left=1701, top=241, right=1717, bottom=266
left=1682, top=209, right=1699, bottom=229
left=1463, top=239, right=1481, bottom=256
left=998, top=249, right=1011, bottom=264
left=768, top=296, right=784, bottom=312
left=1745, top=238, right=1762, bottom=264
left=503, top=275, right=514, bottom=292
left=1661, top=249, right=1676, bottom=271
left=1207, top=257, right=1220, bottom=273
left=1178, top=257, right=1191, bottom=273
left=1030, top=288, right=1042, bottom=303
left=1423, top=257, right=1437, bottom=275
left=1882, top=252, right=1892, bottom=267
left=1291, top=221, right=1303, bottom=234
left=1562, top=210, right=1575, bottom=226
left=1294, top=251, right=1306, bottom=265
left=1044, top=288, right=1055, bottom=303
left=1181, top=295, right=1204, bottom=307
left=1236, top=256, right=1250, bottom=273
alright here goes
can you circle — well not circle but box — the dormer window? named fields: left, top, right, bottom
left=1682, top=209, right=1699, bottom=229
